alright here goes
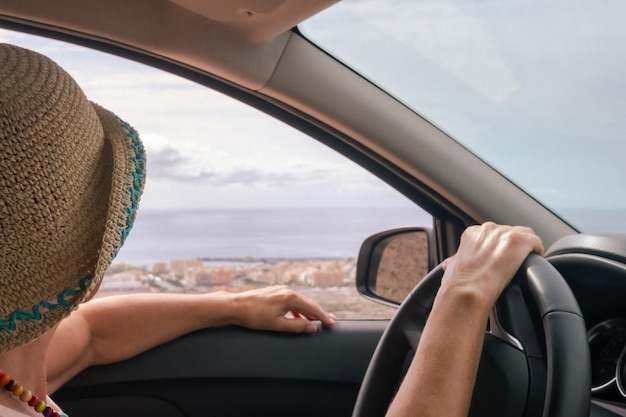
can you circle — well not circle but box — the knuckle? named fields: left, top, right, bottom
left=501, top=229, right=525, bottom=248
left=276, top=285, right=296, bottom=300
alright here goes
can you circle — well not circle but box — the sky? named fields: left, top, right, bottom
left=301, top=0, right=626, bottom=212
left=0, top=27, right=415, bottom=211
left=2, top=0, right=626, bottom=217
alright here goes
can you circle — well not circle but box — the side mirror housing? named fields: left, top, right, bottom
left=356, top=227, right=436, bottom=306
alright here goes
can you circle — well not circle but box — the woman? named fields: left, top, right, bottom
left=0, top=43, right=542, bottom=417
left=0, top=43, right=335, bottom=417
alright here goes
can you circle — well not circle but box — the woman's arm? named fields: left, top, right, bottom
left=386, top=222, right=544, bottom=417
left=46, top=285, right=335, bottom=392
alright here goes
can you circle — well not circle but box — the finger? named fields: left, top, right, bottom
left=441, top=255, right=456, bottom=271
left=506, top=225, right=543, bottom=254
left=505, top=225, right=545, bottom=258
left=274, top=316, right=318, bottom=333
left=524, top=230, right=545, bottom=257
left=287, top=295, right=336, bottom=327
left=292, top=311, right=337, bottom=326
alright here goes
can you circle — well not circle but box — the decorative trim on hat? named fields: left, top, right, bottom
left=116, top=120, right=145, bottom=255
left=0, top=276, right=93, bottom=331
left=0, top=119, right=145, bottom=333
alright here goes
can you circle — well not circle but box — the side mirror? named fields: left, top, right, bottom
left=356, top=227, right=435, bottom=306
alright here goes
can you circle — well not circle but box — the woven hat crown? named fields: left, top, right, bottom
left=0, top=43, right=145, bottom=352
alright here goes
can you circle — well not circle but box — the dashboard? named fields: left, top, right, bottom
left=547, top=234, right=626, bottom=416
left=588, top=318, right=626, bottom=396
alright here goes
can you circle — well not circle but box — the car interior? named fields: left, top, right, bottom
left=2, top=1, right=626, bottom=416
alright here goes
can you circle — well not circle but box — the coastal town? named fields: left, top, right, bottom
left=100, top=257, right=396, bottom=319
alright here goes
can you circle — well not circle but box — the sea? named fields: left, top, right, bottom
left=112, top=207, right=626, bottom=266
left=113, top=207, right=433, bottom=266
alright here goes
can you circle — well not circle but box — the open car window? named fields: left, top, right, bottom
left=1, top=29, right=433, bottom=319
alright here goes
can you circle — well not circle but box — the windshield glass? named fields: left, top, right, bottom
left=301, top=0, right=626, bottom=233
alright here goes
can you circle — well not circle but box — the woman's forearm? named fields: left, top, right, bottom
left=385, top=285, right=491, bottom=417
left=78, top=292, right=239, bottom=364
left=47, top=286, right=334, bottom=391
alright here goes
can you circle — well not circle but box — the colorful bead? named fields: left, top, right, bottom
left=0, top=371, right=67, bottom=416
left=0, top=373, right=10, bottom=386
left=34, top=400, right=47, bottom=412
left=20, top=389, right=32, bottom=402
left=12, top=384, right=24, bottom=396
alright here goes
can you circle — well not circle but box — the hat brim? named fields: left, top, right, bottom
left=0, top=103, right=145, bottom=353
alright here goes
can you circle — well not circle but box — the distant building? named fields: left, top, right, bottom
left=170, top=258, right=204, bottom=274
left=253, top=268, right=280, bottom=285
left=170, top=258, right=188, bottom=274
left=105, top=262, right=135, bottom=275
left=99, top=271, right=149, bottom=294
left=190, top=267, right=234, bottom=286
left=152, top=262, right=168, bottom=274
left=187, top=259, right=204, bottom=269
left=311, top=271, right=344, bottom=286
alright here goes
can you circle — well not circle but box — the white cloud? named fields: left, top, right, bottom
left=1, top=28, right=411, bottom=210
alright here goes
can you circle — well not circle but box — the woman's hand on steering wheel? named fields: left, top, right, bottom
left=441, top=222, right=545, bottom=313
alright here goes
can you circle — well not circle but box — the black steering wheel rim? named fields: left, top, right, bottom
left=352, top=254, right=590, bottom=417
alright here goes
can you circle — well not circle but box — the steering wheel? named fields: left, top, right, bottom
left=352, top=254, right=590, bottom=417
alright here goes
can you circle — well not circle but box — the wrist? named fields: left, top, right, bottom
left=434, top=281, right=493, bottom=323
left=198, top=291, right=241, bottom=328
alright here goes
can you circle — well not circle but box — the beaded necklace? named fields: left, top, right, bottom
left=0, top=369, right=68, bottom=417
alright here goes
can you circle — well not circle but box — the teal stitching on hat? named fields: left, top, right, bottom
left=0, top=120, right=145, bottom=332
left=115, top=120, right=145, bottom=254
left=0, top=276, right=93, bottom=331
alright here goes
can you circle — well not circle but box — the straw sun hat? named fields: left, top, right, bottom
left=0, top=43, right=146, bottom=353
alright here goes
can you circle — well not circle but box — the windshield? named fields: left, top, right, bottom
left=301, top=0, right=626, bottom=233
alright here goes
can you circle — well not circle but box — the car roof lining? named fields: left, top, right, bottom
left=0, top=0, right=337, bottom=89
left=169, top=0, right=337, bottom=42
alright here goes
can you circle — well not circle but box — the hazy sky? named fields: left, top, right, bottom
left=0, top=28, right=415, bottom=211
left=302, top=0, right=626, bottom=210
left=2, top=0, right=626, bottom=214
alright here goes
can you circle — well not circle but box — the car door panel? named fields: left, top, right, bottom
left=55, top=320, right=386, bottom=417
